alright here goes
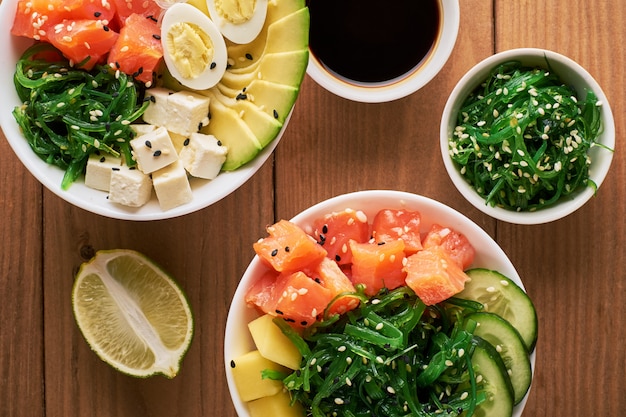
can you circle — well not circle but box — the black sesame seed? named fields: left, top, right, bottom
left=245, top=53, right=253, bottom=60
left=115, top=61, right=120, bottom=69
left=149, top=95, right=156, bottom=103
left=111, top=167, right=120, bottom=171
left=335, top=254, right=342, bottom=262
left=300, top=321, right=308, bottom=326
left=377, top=241, right=386, bottom=245
left=236, top=93, right=247, bottom=100
left=284, top=246, right=290, bottom=252
left=285, top=318, right=295, bottom=323
left=103, top=25, right=110, bottom=32
left=217, top=140, right=222, bottom=146
left=230, top=360, right=236, bottom=368
left=145, top=140, right=152, bottom=148
left=207, top=111, right=212, bottom=120
left=129, top=166, right=136, bottom=170
left=183, top=138, right=190, bottom=146
left=273, top=109, right=279, bottom=119
left=153, top=150, right=162, bottom=157
left=147, top=15, right=158, bottom=22
left=314, top=277, right=322, bottom=284
left=94, top=11, right=101, bottom=17
left=271, top=249, right=279, bottom=257
left=197, top=122, right=203, bottom=131
left=322, top=224, right=328, bottom=234
left=275, top=309, right=284, bottom=315
left=99, top=156, right=105, bottom=162
left=210, top=62, right=216, bottom=70
left=152, top=34, right=161, bottom=40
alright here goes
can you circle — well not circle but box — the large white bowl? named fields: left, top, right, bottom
left=440, top=48, right=615, bottom=225
left=306, top=0, right=460, bottom=103
left=0, top=0, right=289, bottom=221
left=224, top=190, right=535, bottom=417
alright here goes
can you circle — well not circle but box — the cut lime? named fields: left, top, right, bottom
left=72, top=249, right=194, bottom=378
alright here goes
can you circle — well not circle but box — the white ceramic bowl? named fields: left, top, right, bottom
left=224, top=190, right=534, bottom=417
left=306, top=0, right=460, bottom=103
left=0, top=0, right=289, bottom=221
left=440, top=48, right=615, bottom=225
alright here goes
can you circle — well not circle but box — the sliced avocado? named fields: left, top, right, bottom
left=201, top=92, right=263, bottom=171
left=227, top=6, right=310, bottom=71
left=217, top=80, right=298, bottom=125
left=207, top=89, right=283, bottom=149
left=221, top=49, right=309, bottom=90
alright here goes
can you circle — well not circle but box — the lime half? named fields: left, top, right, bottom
left=72, top=249, right=194, bottom=378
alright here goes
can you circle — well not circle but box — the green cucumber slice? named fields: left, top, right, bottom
left=471, top=336, right=514, bottom=417
left=457, top=268, right=538, bottom=352
left=467, top=312, right=532, bottom=405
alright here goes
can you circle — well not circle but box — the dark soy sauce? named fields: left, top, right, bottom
left=307, top=0, right=441, bottom=84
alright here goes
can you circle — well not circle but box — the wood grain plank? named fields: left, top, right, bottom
left=40, top=162, right=274, bottom=417
left=495, top=0, right=626, bottom=414
left=0, top=129, right=44, bottom=417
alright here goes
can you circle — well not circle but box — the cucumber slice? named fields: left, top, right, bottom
left=457, top=268, right=538, bottom=352
left=471, top=336, right=514, bottom=417
left=467, top=312, right=532, bottom=405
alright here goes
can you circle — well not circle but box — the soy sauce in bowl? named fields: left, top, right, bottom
left=307, top=0, right=441, bottom=85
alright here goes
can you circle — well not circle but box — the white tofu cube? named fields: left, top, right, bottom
left=152, top=160, right=193, bottom=211
left=130, top=124, right=157, bottom=137
left=84, top=153, right=122, bottom=192
left=130, top=127, right=178, bottom=174
left=179, top=133, right=228, bottom=179
left=108, top=166, right=152, bottom=208
left=142, top=88, right=210, bottom=136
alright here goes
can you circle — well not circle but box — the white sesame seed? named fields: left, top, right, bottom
left=387, top=386, right=396, bottom=394
left=375, top=323, right=383, bottom=330
left=334, top=398, right=344, bottom=405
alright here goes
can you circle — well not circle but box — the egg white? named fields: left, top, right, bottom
left=161, top=2, right=228, bottom=90
left=206, top=0, right=268, bottom=44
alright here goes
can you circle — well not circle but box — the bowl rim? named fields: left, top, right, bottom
left=305, top=0, right=460, bottom=103
left=440, top=47, right=616, bottom=225
left=224, top=189, right=534, bottom=417
left=0, top=0, right=289, bottom=221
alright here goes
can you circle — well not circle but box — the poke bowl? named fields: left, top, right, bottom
left=440, top=48, right=615, bottom=225
left=225, top=190, right=537, bottom=417
left=0, top=0, right=309, bottom=220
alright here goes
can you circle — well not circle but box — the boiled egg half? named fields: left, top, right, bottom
left=206, top=0, right=268, bottom=44
left=161, top=2, right=228, bottom=90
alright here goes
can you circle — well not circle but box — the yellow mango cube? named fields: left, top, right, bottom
left=248, top=314, right=302, bottom=370
left=231, top=350, right=287, bottom=402
left=248, top=389, right=305, bottom=417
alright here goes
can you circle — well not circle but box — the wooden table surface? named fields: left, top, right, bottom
left=1, top=0, right=624, bottom=415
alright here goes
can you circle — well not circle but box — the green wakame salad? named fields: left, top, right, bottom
left=448, top=60, right=608, bottom=212
left=272, top=286, right=501, bottom=417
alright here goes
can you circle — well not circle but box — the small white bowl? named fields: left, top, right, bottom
left=0, top=0, right=290, bottom=221
left=306, top=0, right=460, bottom=103
left=224, top=190, right=534, bottom=417
left=440, top=48, right=615, bottom=224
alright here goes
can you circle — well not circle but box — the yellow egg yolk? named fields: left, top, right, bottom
left=214, top=0, right=256, bottom=24
left=166, top=22, right=214, bottom=80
